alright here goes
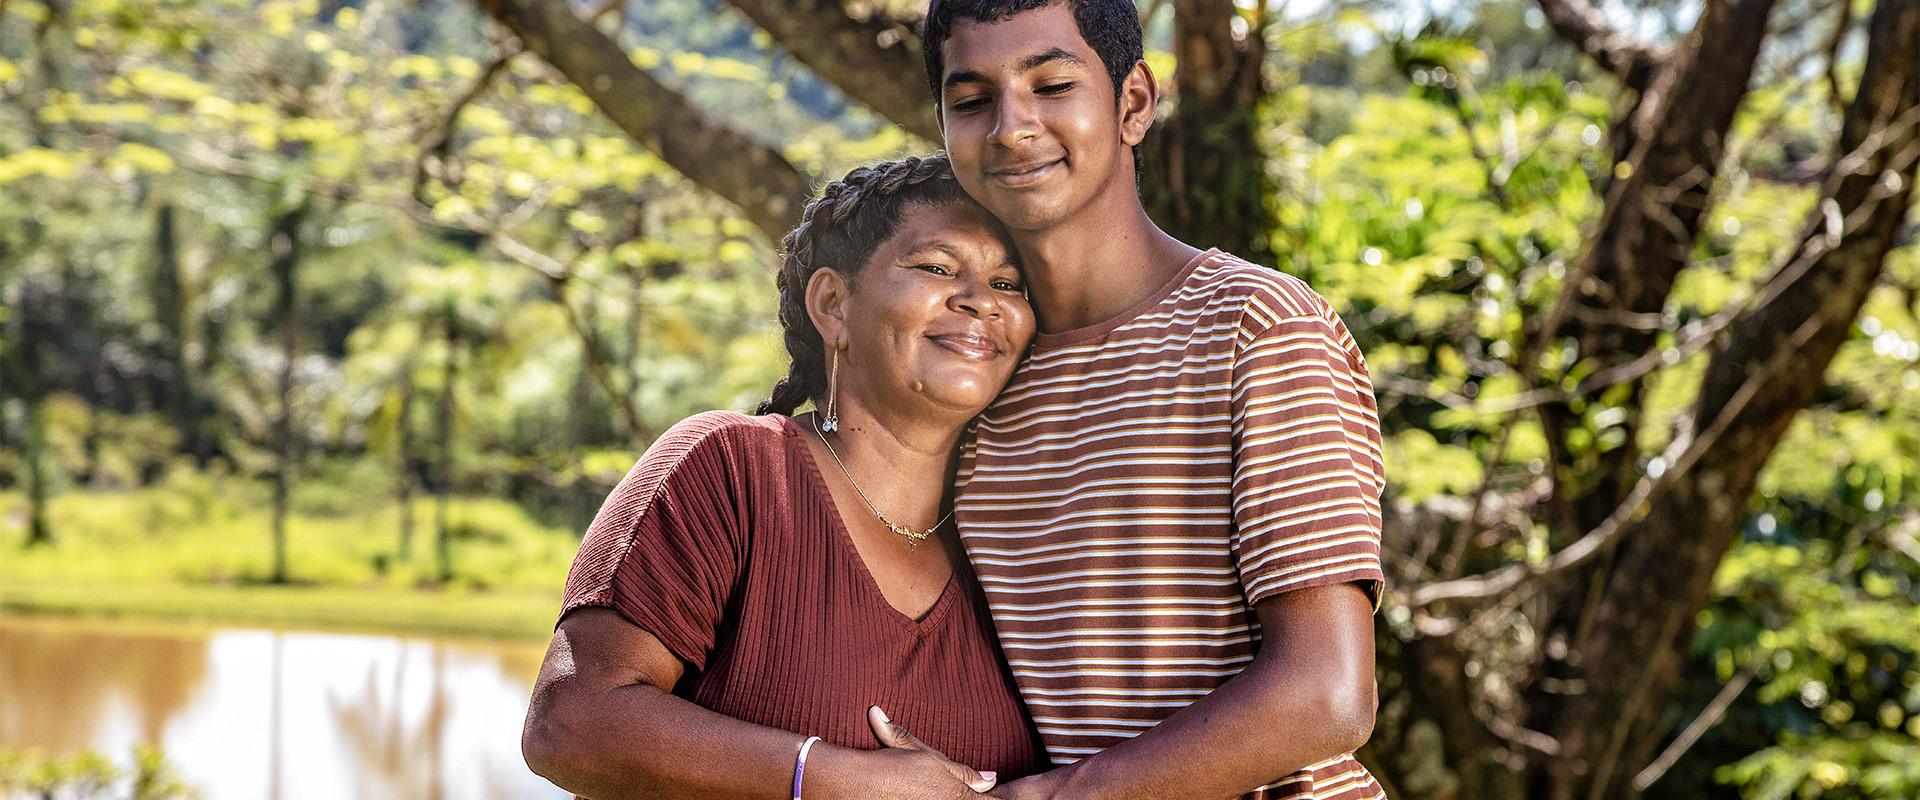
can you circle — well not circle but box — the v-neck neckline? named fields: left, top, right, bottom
left=781, top=414, right=959, bottom=632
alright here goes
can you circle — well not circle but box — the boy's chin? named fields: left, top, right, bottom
left=981, top=195, right=1075, bottom=233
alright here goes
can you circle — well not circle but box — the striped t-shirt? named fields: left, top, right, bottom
left=955, top=249, right=1387, bottom=800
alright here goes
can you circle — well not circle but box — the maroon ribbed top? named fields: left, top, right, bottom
left=560, top=410, right=1044, bottom=780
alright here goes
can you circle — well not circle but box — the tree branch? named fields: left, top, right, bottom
left=1406, top=315, right=1807, bottom=608
left=1414, top=0, right=1920, bottom=613
left=721, top=0, right=939, bottom=141
left=1631, top=643, right=1760, bottom=789
left=1525, top=0, right=1779, bottom=396
left=415, top=36, right=522, bottom=202
left=470, top=0, right=812, bottom=240
left=1531, top=0, right=1664, bottom=91
left=486, top=233, right=653, bottom=441
left=1822, top=0, right=1856, bottom=116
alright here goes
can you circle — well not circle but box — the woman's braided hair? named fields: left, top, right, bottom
left=756, top=154, right=971, bottom=417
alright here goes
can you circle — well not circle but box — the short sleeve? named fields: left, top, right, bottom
left=559, top=415, right=750, bottom=671
left=1228, top=312, right=1387, bottom=609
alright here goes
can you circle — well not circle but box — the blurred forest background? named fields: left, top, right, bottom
left=1, top=0, right=1917, bottom=798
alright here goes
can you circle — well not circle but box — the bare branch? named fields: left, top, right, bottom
left=414, top=36, right=522, bottom=202
left=483, top=234, right=652, bottom=441
left=1822, top=0, right=1856, bottom=116
left=1631, top=646, right=1760, bottom=790
left=1532, top=0, right=1664, bottom=91
left=1408, top=309, right=1819, bottom=608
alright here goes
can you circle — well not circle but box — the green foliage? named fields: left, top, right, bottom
left=0, top=469, right=573, bottom=639
left=1718, top=734, right=1920, bottom=800
left=0, top=746, right=197, bottom=800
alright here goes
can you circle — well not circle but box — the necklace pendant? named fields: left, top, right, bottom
left=887, top=522, right=927, bottom=547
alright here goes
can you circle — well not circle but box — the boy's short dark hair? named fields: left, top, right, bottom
left=922, top=0, right=1144, bottom=104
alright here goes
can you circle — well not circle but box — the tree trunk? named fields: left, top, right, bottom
left=1377, top=3, right=1920, bottom=798
left=434, top=315, right=458, bottom=584
left=1543, top=0, right=1780, bottom=543
left=152, top=200, right=208, bottom=466
left=1139, top=0, right=1275, bottom=262
left=4, top=278, right=53, bottom=546
left=395, top=354, right=418, bottom=560
left=267, top=200, right=307, bottom=585
left=1533, top=2, right=1920, bottom=796
left=23, top=397, right=52, bottom=547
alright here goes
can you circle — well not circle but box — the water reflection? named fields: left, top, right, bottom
left=0, top=615, right=565, bottom=800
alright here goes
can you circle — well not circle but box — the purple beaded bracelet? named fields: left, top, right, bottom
left=792, top=735, right=821, bottom=800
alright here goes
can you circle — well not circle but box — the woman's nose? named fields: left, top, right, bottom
left=950, top=279, right=1001, bottom=319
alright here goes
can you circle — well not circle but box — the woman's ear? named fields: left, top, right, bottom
left=1118, top=59, right=1158, bottom=147
left=805, top=268, right=852, bottom=351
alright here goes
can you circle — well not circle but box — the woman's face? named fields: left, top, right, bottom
left=810, top=199, right=1035, bottom=421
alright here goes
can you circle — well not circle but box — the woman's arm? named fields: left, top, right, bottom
left=984, top=583, right=1377, bottom=800
left=522, top=607, right=992, bottom=800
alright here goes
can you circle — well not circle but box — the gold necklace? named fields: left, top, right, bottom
left=810, top=417, right=952, bottom=547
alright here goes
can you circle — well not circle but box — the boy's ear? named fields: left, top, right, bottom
left=1118, top=59, right=1158, bottom=147
left=805, top=267, right=851, bottom=351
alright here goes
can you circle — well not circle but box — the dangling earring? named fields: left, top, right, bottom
left=822, top=349, right=840, bottom=432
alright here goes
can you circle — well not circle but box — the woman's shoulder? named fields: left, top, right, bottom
left=663, top=409, right=791, bottom=443
left=648, top=410, right=795, bottom=466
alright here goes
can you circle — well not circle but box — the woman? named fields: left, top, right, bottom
left=521, top=154, right=1042, bottom=799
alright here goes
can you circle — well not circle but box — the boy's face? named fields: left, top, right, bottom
left=935, top=3, right=1146, bottom=233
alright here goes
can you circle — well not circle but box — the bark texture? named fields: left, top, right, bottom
left=268, top=199, right=307, bottom=585
left=723, top=0, right=938, bottom=140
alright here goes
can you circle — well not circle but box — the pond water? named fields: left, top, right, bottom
left=0, top=614, right=568, bottom=800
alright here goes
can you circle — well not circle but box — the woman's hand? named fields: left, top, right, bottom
left=807, top=738, right=995, bottom=800
left=861, top=705, right=999, bottom=795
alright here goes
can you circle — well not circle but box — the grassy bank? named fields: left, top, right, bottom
left=0, top=470, right=580, bottom=643
left=0, top=579, right=560, bottom=642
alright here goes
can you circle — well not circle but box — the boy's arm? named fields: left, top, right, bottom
left=992, top=582, right=1377, bottom=800
left=875, top=583, right=1376, bottom=800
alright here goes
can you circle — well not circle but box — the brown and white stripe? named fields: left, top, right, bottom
left=956, top=249, right=1388, bottom=800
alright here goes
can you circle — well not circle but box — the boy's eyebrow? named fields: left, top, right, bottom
left=942, top=47, right=1089, bottom=92
left=1019, top=48, right=1089, bottom=73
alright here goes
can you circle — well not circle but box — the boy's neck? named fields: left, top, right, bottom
left=1013, top=195, right=1203, bottom=334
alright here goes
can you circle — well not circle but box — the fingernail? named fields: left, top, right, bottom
left=981, top=771, right=997, bottom=782
left=871, top=706, right=891, bottom=723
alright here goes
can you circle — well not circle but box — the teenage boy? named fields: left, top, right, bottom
left=878, top=2, right=1389, bottom=798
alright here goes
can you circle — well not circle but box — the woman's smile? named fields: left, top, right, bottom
left=927, top=329, right=1005, bottom=361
